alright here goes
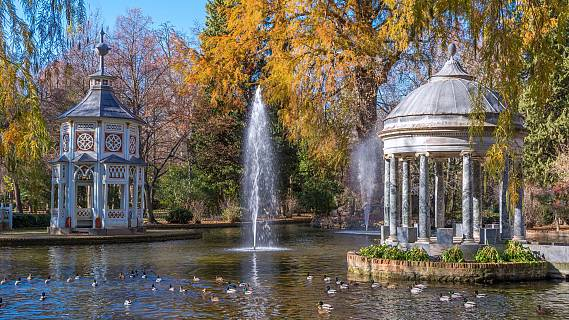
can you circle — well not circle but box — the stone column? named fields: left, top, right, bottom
left=417, top=153, right=429, bottom=243
left=384, top=157, right=390, bottom=226
left=461, top=151, right=474, bottom=243
left=513, top=161, right=526, bottom=242
left=434, top=161, right=445, bottom=229
left=389, top=155, right=398, bottom=242
left=473, top=160, right=481, bottom=241
left=499, top=157, right=511, bottom=240
left=401, top=159, right=410, bottom=227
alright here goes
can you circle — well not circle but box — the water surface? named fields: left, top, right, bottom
left=0, top=225, right=567, bottom=319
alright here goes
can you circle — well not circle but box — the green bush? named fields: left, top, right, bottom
left=358, top=245, right=430, bottom=262
left=474, top=246, right=503, bottom=263
left=221, top=201, right=241, bottom=223
left=165, top=208, right=193, bottom=224
left=441, top=245, right=465, bottom=263
left=405, top=247, right=430, bottom=261
left=503, top=240, right=541, bottom=262
left=12, top=214, right=50, bottom=228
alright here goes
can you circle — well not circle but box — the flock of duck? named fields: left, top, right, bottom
left=0, top=270, right=253, bottom=309
left=0, top=271, right=553, bottom=316
left=310, top=273, right=483, bottom=314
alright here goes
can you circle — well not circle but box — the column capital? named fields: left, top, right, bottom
left=386, top=153, right=397, bottom=160
left=415, top=152, right=429, bottom=158
left=460, top=149, right=474, bottom=156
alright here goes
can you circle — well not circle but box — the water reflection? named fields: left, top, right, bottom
left=0, top=225, right=567, bottom=319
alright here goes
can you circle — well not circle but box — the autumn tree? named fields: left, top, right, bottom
left=1, top=0, right=84, bottom=212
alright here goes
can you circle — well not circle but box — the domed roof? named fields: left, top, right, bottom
left=383, top=44, right=522, bottom=132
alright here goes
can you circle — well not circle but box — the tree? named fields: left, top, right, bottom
left=108, top=9, right=195, bottom=222
left=1, top=0, right=84, bottom=212
left=187, top=0, right=567, bottom=177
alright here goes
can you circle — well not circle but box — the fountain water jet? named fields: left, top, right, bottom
left=351, top=135, right=380, bottom=231
left=242, top=87, right=278, bottom=250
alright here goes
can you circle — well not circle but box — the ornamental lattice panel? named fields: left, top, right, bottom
left=105, top=133, right=122, bottom=152
left=129, top=135, right=136, bottom=154
left=76, top=132, right=95, bottom=151
left=108, top=209, right=125, bottom=219
left=62, top=134, right=70, bottom=152
left=108, top=165, right=126, bottom=179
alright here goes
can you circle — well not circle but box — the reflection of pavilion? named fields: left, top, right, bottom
left=379, top=44, right=526, bottom=246
left=49, top=30, right=146, bottom=235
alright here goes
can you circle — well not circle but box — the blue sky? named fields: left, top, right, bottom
left=89, top=0, right=208, bottom=36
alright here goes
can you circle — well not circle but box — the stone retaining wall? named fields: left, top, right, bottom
left=347, top=251, right=548, bottom=283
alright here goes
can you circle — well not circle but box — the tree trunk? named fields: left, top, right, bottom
left=13, top=180, right=23, bottom=213
left=145, top=183, right=157, bottom=223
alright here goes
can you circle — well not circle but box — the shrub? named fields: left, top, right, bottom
left=189, top=201, right=206, bottom=224
left=358, top=245, right=430, bottom=262
left=503, top=240, right=541, bottom=262
left=12, top=214, right=50, bottom=228
left=165, top=208, right=193, bottom=224
left=221, top=199, right=241, bottom=223
left=358, top=244, right=389, bottom=258
left=441, top=245, right=465, bottom=263
left=474, top=246, right=503, bottom=263
left=405, top=247, right=430, bottom=262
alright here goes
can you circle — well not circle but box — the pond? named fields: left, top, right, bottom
left=0, top=224, right=568, bottom=319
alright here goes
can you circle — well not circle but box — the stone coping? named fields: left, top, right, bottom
left=0, top=229, right=201, bottom=247
left=347, top=251, right=548, bottom=283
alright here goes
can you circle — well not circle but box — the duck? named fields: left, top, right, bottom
left=306, top=273, right=313, bottom=280
left=326, top=286, right=337, bottom=294
left=410, top=286, right=422, bottom=295
left=215, top=276, right=224, bottom=283
left=179, top=286, right=187, bottom=293
left=439, top=293, right=450, bottom=302
left=536, top=305, right=552, bottom=315
left=474, top=290, right=486, bottom=298
left=66, top=277, right=73, bottom=283
left=141, top=271, right=147, bottom=279
left=0, top=277, right=7, bottom=285
left=156, top=275, right=162, bottom=283
left=238, top=282, right=247, bottom=287
left=318, top=301, right=333, bottom=313
left=169, top=284, right=175, bottom=292
left=44, top=276, right=51, bottom=284
left=210, top=295, right=220, bottom=302
left=323, top=275, right=331, bottom=283
left=151, top=284, right=157, bottom=291
left=27, top=274, right=32, bottom=281
left=463, top=298, right=476, bottom=309
left=14, top=278, right=22, bottom=286
left=193, top=276, right=200, bottom=282
left=450, top=291, right=462, bottom=299
left=124, top=299, right=133, bottom=306
left=118, top=272, right=125, bottom=280
left=226, top=287, right=237, bottom=294
left=243, top=287, right=253, bottom=295
left=129, top=271, right=135, bottom=278
left=74, top=273, right=80, bottom=280
left=371, top=280, right=381, bottom=289
left=335, top=277, right=342, bottom=285
left=339, top=282, right=349, bottom=290
left=92, top=280, right=98, bottom=287
left=414, top=283, right=427, bottom=290
left=39, top=292, right=46, bottom=301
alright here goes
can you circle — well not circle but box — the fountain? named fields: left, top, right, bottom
left=241, top=87, right=278, bottom=250
left=351, top=134, right=380, bottom=231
